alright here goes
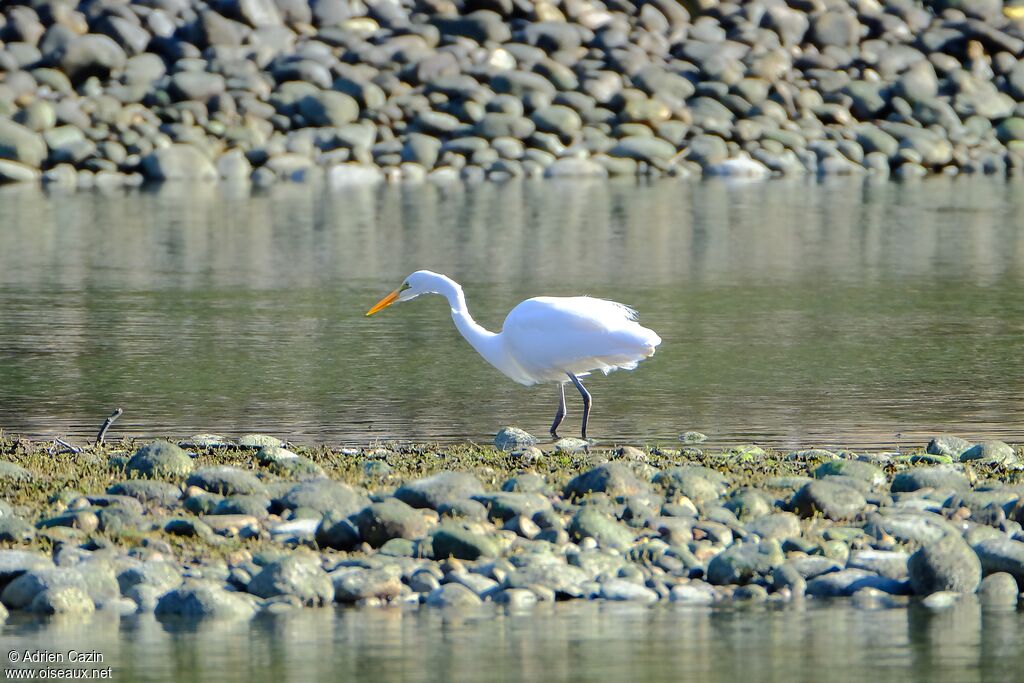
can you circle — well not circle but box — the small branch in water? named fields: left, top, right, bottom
left=96, top=408, right=124, bottom=446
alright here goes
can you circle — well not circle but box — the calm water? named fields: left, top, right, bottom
left=1, top=177, right=1024, bottom=448
left=4, top=178, right=1024, bottom=681
left=2, top=600, right=1024, bottom=682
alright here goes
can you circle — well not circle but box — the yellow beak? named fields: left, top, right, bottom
left=366, top=289, right=400, bottom=316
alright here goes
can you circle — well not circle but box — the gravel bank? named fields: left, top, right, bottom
left=0, top=429, right=1022, bottom=619
left=3, top=1, right=1024, bottom=189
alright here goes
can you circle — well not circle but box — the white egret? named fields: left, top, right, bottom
left=366, top=270, right=662, bottom=439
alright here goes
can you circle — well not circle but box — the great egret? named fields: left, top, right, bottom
left=366, top=270, right=662, bottom=440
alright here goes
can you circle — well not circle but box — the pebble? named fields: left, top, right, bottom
left=0, top=433, right=1022, bottom=619
left=0, top=1, right=1021, bottom=189
left=155, top=582, right=258, bottom=620
left=125, top=441, right=194, bottom=479
left=908, top=533, right=982, bottom=595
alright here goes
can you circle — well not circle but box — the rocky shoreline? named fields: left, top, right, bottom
left=3, top=1, right=1024, bottom=189
left=0, top=428, right=1023, bottom=620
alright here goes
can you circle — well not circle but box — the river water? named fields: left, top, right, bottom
left=1, top=177, right=1023, bottom=449
left=2, top=599, right=1024, bottom=682
left=3, top=177, right=1024, bottom=680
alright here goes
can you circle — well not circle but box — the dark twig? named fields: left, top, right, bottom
left=96, top=408, right=124, bottom=446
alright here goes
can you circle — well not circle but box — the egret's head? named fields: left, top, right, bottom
left=365, top=270, right=442, bottom=316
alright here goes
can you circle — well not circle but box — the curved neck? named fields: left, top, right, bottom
left=427, top=274, right=497, bottom=350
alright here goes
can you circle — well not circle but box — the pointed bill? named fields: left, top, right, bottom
left=366, top=289, right=400, bottom=316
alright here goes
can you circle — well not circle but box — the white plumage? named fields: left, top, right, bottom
left=500, top=296, right=662, bottom=385
left=366, top=270, right=662, bottom=439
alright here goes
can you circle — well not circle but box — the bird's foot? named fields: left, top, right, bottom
left=550, top=430, right=559, bottom=440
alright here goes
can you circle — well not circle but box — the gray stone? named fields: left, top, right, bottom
left=848, top=550, right=910, bottom=580
left=425, top=583, right=483, bottom=607
left=531, top=105, right=582, bottom=138
left=772, top=564, right=807, bottom=596
left=669, top=582, right=717, bottom=604
left=0, top=518, right=36, bottom=543
left=155, top=582, right=257, bottom=619
left=706, top=541, right=784, bottom=585
left=723, top=489, right=773, bottom=521
left=0, top=159, right=39, bottom=184
left=247, top=555, right=333, bottom=606
left=164, top=518, right=215, bottom=541
left=865, top=511, right=956, bottom=545
left=921, top=591, right=959, bottom=610
left=925, top=0, right=1002, bottom=19
left=0, top=550, right=52, bottom=586
left=654, top=465, right=728, bottom=503
left=474, top=492, right=552, bottom=522
left=1, top=567, right=86, bottom=609
left=564, top=463, right=648, bottom=500
left=505, top=559, right=588, bottom=597
left=791, top=480, right=867, bottom=521
left=896, top=61, right=938, bottom=105
left=353, top=499, right=428, bottom=547
left=978, top=572, right=1019, bottom=605
left=186, top=466, right=267, bottom=496
left=973, top=538, right=1024, bottom=586
left=543, top=158, right=608, bottom=179
left=169, top=72, right=226, bottom=103
left=239, top=434, right=283, bottom=448
left=60, top=34, right=126, bottom=84
left=492, top=588, right=538, bottom=607
left=237, top=0, right=283, bottom=26
left=213, top=495, right=271, bottom=517
left=107, top=480, right=181, bottom=506
left=962, top=441, right=1017, bottom=465
left=315, top=512, right=361, bottom=551
left=568, top=508, right=635, bottom=551
left=437, top=499, right=488, bottom=521
left=140, top=146, right=217, bottom=182
left=401, top=134, right=442, bottom=169
left=298, top=91, right=359, bottom=127
left=474, top=113, right=535, bottom=140
left=927, top=435, right=975, bottom=459
left=431, top=524, right=499, bottom=560
left=494, top=426, right=537, bottom=451
left=117, top=561, right=182, bottom=594
left=746, top=512, right=801, bottom=540
left=608, top=136, right=677, bottom=163
left=908, top=533, right=982, bottom=595
left=891, top=466, right=969, bottom=493
left=600, top=579, right=658, bottom=603
left=331, top=568, right=402, bottom=603
left=442, top=570, right=497, bottom=597
left=805, top=569, right=906, bottom=597
left=30, top=586, right=95, bottom=615
left=810, top=12, right=860, bottom=47
left=786, top=556, right=844, bottom=579
left=279, top=479, right=369, bottom=516
left=554, top=438, right=589, bottom=454
left=813, top=460, right=885, bottom=488
left=0, top=118, right=46, bottom=167
left=395, top=472, right=485, bottom=509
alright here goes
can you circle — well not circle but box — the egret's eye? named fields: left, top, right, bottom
left=400, top=282, right=411, bottom=292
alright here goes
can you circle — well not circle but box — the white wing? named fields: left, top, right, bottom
left=500, top=297, right=662, bottom=385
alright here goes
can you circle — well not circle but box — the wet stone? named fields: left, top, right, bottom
left=395, top=472, right=485, bottom=510
left=125, top=441, right=193, bottom=479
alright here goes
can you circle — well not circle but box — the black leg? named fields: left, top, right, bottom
left=567, top=373, right=592, bottom=440
left=550, top=382, right=566, bottom=438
